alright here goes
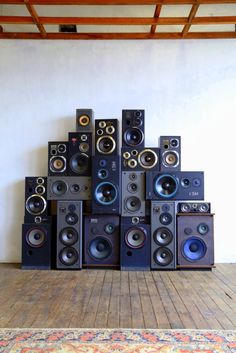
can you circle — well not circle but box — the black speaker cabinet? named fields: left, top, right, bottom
left=76, top=108, right=94, bottom=133
left=121, top=147, right=160, bottom=172
left=151, top=201, right=176, bottom=270
left=120, top=217, right=150, bottom=271
left=48, top=142, right=68, bottom=176
left=25, top=177, right=50, bottom=220
left=67, top=132, right=92, bottom=176
left=92, top=155, right=120, bottom=214
left=95, top=119, right=119, bottom=156
left=121, top=171, right=146, bottom=217
left=22, top=223, right=52, bottom=269
left=122, top=109, right=145, bottom=148
left=83, top=215, right=120, bottom=268
left=177, top=214, right=214, bottom=268
left=57, top=201, right=83, bottom=269
left=47, top=176, right=91, bottom=201
left=177, top=202, right=211, bottom=214
left=160, top=136, right=181, bottom=172
left=146, top=171, right=204, bottom=201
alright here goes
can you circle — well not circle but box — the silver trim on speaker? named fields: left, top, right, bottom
left=127, top=159, right=137, bottom=168
left=79, top=142, right=89, bottom=153
left=106, top=125, right=115, bottom=135
left=96, top=135, right=116, bottom=154
left=81, top=134, right=88, bottom=142
left=131, top=149, right=138, bottom=156
left=49, top=155, right=67, bottom=173
left=99, top=121, right=106, bottom=128
left=58, top=144, right=67, bottom=153
left=26, top=228, right=46, bottom=247
left=35, top=184, right=45, bottom=195
left=125, top=227, right=146, bottom=248
left=25, top=194, right=47, bottom=216
left=123, top=151, right=130, bottom=159
left=162, top=150, right=179, bottom=168
left=138, top=149, right=158, bottom=169
left=37, top=177, right=44, bottom=185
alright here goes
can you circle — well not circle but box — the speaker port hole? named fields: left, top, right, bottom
left=127, top=251, right=132, bottom=256
left=123, top=152, right=130, bottom=159
left=131, top=149, right=138, bottom=156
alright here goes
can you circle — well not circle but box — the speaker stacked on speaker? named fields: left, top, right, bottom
left=177, top=214, right=214, bottom=268
left=21, top=107, right=214, bottom=271
left=120, top=217, right=150, bottom=270
left=151, top=201, right=176, bottom=270
left=57, top=201, right=83, bottom=269
left=83, top=215, right=120, bottom=268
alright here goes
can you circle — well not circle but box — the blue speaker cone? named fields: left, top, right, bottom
left=95, top=182, right=117, bottom=205
left=154, top=174, right=178, bottom=199
left=182, top=237, right=206, bottom=262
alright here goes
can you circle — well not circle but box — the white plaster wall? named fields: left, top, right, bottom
left=0, top=39, right=235, bottom=263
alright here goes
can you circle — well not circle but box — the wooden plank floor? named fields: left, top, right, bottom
left=0, top=263, right=236, bottom=329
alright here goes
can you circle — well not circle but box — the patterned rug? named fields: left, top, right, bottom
left=0, top=328, right=235, bottom=353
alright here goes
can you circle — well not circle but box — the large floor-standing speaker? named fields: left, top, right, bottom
left=92, top=155, right=120, bottom=214
left=83, top=215, right=120, bottom=268
left=95, top=119, right=119, bottom=156
left=57, top=201, right=83, bottom=269
left=48, top=142, right=68, bottom=176
left=25, top=177, right=50, bottom=221
left=121, top=171, right=146, bottom=217
left=122, top=109, right=145, bottom=148
left=177, top=214, right=214, bottom=268
left=76, top=108, right=94, bottom=133
left=120, top=217, right=150, bottom=271
left=160, top=136, right=181, bottom=172
left=67, top=132, right=92, bottom=176
left=146, top=171, right=204, bottom=201
left=22, top=223, right=52, bottom=269
left=151, top=201, right=176, bottom=270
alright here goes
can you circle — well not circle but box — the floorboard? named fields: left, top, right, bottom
left=0, top=263, right=236, bottom=329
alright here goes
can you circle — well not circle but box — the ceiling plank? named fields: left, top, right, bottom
left=24, top=1, right=47, bottom=36
left=150, top=4, right=162, bottom=34
left=1, top=15, right=236, bottom=25
left=1, top=31, right=236, bottom=39
left=1, top=0, right=236, bottom=4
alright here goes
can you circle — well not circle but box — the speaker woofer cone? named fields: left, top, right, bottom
left=59, top=227, right=78, bottom=246
left=70, top=153, right=89, bottom=174
left=59, top=247, right=78, bottom=266
left=124, top=196, right=141, bottom=213
left=78, top=114, right=90, bottom=127
left=154, top=227, right=173, bottom=246
left=96, top=136, right=116, bottom=154
left=26, top=194, right=46, bottom=215
left=198, top=203, right=210, bottom=213
left=138, top=149, right=158, bottom=169
left=51, top=180, right=67, bottom=196
left=124, top=127, right=144, bottom=147
left=181, top=237, right=207, bottom=262
left=159, top=212, right=173, bottom=225
left=162, top=151, right=179, bottom=168
left=50, top=156, right=66, bottom=173
left=154, top=174, right=178, bottom=199
left=180, top=203, right=191, bottom=213
left=125, top=227, right=146, bottom=248
left=26, top=228, right=46, bottom=247
left=153, top=247, right=173, bottom=266
left=95, top=182, right=117, bottom=205
left=89, top=237, right=112, bottom=260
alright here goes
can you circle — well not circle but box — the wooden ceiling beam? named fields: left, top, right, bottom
left=1, top=0, right=236, bottom=4
left=1, top=31, right=236, bottom=39
left=24, top=0, right=47, bottom=36
left=182, top=3, right=199, bottom=36
left=1, top=15, right=236, bottom=25
left=150, top=4, right=162, bottom=34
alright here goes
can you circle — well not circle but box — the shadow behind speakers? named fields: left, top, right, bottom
left=95, top=119, right=119, bottom=156
left=177, top=214, right=214, bottom=268
left=57, top=201, right=83, bottom=269
left=151, top=201, right=176, bottom=270
left=120, top=217, right=150, bottom=271
left=146, top=171, right=204, bottom=201
left=160, top=136, right=181, bottom=171
left=92, top=155, right=120, bottom=214
left=83, top=215, right=120, bottom=268
left=122, top=109, right=145, bottom=148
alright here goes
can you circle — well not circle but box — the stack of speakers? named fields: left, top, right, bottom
left=22, top=109, right=214, bottom=270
